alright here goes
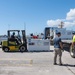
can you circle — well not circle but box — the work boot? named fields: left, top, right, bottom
left=59, top=63, right=63, bottom=66
left=54, top=63, right=57, bottom=65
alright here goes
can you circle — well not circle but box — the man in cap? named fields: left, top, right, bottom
left=53, top=32, right=63, bottom=65
left=11, top=32, right=20, bottom=45
left=11, top=32, right=15, bottom=39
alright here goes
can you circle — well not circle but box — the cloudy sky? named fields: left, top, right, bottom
left=47, top=8, right=75, bottom=28
left=0, top=0, right=75, bottom=35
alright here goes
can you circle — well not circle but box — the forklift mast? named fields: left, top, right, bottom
left=22, top=30, right=27, bottom=50
left=22, top=30, right=26, bottom=43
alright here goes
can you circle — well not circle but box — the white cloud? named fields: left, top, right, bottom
left=64, top=21, right=75, bottom=27
left=47, top=8, right=75, bottom=28
left=66, top=8, right=75, bottom=20
left=47, top=19, right=62, bottom=27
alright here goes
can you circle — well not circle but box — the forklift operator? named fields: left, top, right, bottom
left=11, top=32, right=20, bottom=45
left=11, top=32, right=15, bottom=39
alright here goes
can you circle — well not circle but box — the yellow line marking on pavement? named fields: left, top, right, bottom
left=0, top=59, right=33, bottom=65
left=0, top=64, right=8, bottom=66
left=0, top=64, right=32, bottom=66
left=30, top=59, right=33, bottom=64
left=0, top=58, right=32, bottom=60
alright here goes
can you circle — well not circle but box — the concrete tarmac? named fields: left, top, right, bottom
left=0, top=46, right=75, bottom=75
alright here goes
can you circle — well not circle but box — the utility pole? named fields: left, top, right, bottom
left=58, top=21, right=64, bottom=28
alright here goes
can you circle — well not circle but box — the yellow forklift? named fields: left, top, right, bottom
left=2, top=30, right=28, bottom=52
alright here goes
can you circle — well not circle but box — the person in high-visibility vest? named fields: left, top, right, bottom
left=72, top=32, right=75, bottom=48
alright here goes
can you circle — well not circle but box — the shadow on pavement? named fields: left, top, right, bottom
left=61, top=64, right=75, bottom=67
left=28, top=50, right=53, bottom=53
left=4, top=50, right=53, bottom=53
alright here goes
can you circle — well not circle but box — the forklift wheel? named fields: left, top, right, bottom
left=20, top=46, right=26, bottom=52
left=4, top=47, right=9, bottom=52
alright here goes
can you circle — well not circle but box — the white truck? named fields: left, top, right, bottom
left=44, top=27, right=73, bottom=40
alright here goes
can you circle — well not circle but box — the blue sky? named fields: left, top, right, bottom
left=0, top=0, right=75, bottom=35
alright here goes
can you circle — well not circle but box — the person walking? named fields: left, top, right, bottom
left=53, top=32, right=63, bottom=65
